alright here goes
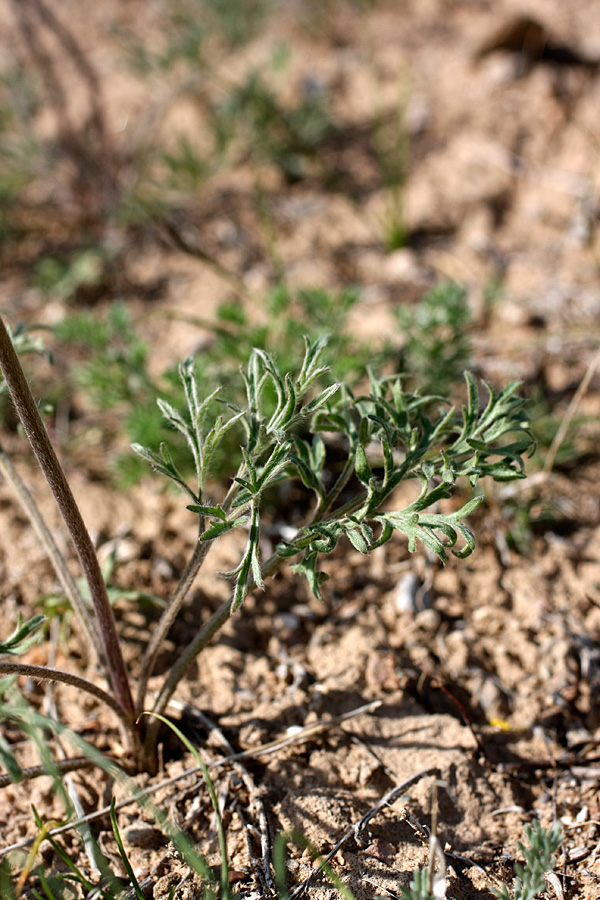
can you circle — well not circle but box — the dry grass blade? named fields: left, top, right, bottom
left=544, top=345, right=600, bottom=474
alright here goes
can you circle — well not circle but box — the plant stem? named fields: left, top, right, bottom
left=0, top=317, right=137, bottom=739
left=312, top=454, right=357, bottom=522
left=153, top=597, right=232, bottom=716
left=135, top=532, right=211, bottom=715
left=0, top=661, right=133, bottom=737
left=143, top=455, right=372, bottom=757
left=0, top=444, right=103, bottom=665
left=142, top=596, right=233, bottom=763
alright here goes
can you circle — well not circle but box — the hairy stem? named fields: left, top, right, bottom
left=0, top=445, right=103, bottom=665
left=0, top=662, right=133, bottom=738
left=135, top=533, right=211, bottom=715
left=144, top=458, right=370, bottom=743
left=314, top=454, right=357, bottom=521
left=0, top=318, right=136, bottom=738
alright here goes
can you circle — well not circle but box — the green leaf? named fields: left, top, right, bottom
left=187, top=504, right=227, bottom=520
left=303, top=382, right=340, bottom=414
left=291, top=550, right=329, bottom=602
left=346, top=527, right=369, bottom=553
left=354, top=444, right=372, bottom=486
left=110, top=798, right=146, bottom=900
left=0, top=614, right=46, bottom=655
left=0, top=733, right=22, bottom=783
left=276, top=540, right=301, bottom=559
left=229, top=504, right=262, bottom=611
left=199, top=520, right=234, bottom=541
left=288, top=453, right=320, bottom=492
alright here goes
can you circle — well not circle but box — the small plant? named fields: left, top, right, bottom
left=493, top=820, right=563, bottom=900
left=54, top=288, right=390, bottom=485
left=396, top=282, right=472, bottom=396
left=34, top=247, right=109, bottom=304
left=399, top=864, right=444, bottom=900
left=216, top=67, right=333, bottom=182
left=0, top=316, right=533, bottom=777
left=374, top=75, right=411, bottom=251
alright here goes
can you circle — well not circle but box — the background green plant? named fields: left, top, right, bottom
left=53, top=287, right=392, bottom=485
left=396, top=281, right=472, bottom=396
left=374, top=74, right=411, bottom=251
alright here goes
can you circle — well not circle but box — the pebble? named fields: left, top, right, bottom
left=394, top=572, right=432, bottom=613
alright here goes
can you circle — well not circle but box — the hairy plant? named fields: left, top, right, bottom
left=396, top=282, right=472, bottom=396
left=0, top=317, right=534, bottom=775
left=493, top=821, right=563, bottom=900
left=54, top=288, right=387, bottom=485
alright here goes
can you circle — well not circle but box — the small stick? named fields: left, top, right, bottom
left=0, top=662, right=135, bottom=736
left=0, top=445, right=101, bottom=664
left=0, top=757, right=94, bottom=790
left=160, top=218, right=261, bottom=307
left=288, top=767, right=439, bottom=900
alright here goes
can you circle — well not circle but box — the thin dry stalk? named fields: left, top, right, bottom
left=544, top=346, right=600, bottom=474
left=288, top=766, right=440, bottom=900
left=0, top=318, right=137, bottom=743
left=0, top=445, right=101, bottom=664
left=0, top=662, right=133, bottom=736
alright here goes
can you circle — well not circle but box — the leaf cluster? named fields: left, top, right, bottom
left=396, top=282, right=472, bottom=396
left=54, top=288, right=389, bottom=486
left=493, top=820, right=563, bottom=900
left=135, top=339, right=534, bottom=609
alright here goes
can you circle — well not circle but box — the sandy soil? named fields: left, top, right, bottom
left=0, top=1, right=599, bottom=898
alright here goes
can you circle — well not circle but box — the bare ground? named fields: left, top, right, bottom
left=0, top=1, right=600, bottom=898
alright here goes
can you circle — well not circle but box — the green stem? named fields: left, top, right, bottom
left=142, top=597, right=233, bottom=765
left=0, top=318, right=137, bottom=741
left=311, top=454, right=356, bottom=523
left=153, top=597, right=232, bottom=718
left=135, top=533, right=211, bottom=715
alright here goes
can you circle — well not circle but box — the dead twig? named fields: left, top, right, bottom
left=288, top=767, right=440, bottom=900
left=159, top=217, right=262, bottom=307
left=0, top=699, right=382, bottom=856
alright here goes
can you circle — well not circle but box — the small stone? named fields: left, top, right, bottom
left=395, top=572, right=432, bottom=613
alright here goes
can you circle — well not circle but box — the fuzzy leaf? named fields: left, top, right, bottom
left=354, top=444, right=372, bottom=486
left=290, top=551, right=329, bottom=602
left=187, top=504, right=227, bottom=520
